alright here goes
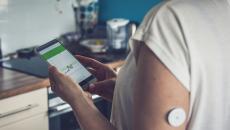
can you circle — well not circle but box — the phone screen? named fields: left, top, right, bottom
left=38, top=41, right=93, bottom=85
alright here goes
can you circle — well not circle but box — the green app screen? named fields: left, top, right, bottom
left=39, top=42, right=91, bottom=83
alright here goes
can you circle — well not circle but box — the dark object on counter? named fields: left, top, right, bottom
left=1, top=56, right=48, bottom=78
left=16, top=47, right=36, bottom=59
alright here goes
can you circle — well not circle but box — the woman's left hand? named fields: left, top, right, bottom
left=48, top=66, right=93, bottom=105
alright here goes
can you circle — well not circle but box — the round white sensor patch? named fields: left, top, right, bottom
left=167, top=108, right=186, bottom=127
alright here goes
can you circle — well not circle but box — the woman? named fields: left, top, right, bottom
left=49, top=0, right=230, bottom=130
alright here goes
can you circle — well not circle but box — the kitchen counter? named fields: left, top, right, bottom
left=0, top=68, right=49, bottom=100
left=0, top=60, right=125, bottom=100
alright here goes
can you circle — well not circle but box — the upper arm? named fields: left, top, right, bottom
left=133, top=44, right=190, bottom=130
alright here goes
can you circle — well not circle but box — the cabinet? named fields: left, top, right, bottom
left=0, top=88, right=48, bottom=130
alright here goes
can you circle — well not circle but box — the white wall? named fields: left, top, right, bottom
left=0, top=0, right=76, bottom=55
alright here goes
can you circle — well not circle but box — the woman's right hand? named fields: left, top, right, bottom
left=76, top=55, right=117, bottom=102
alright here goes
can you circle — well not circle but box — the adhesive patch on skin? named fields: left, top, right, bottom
left=167, top=108, right=186, bottom=127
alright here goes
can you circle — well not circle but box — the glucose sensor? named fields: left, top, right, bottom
left=167, top=108, right=186, bottom=127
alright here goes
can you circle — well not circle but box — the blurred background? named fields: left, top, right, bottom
left=0, top=0, right=160, bottom=55
left=0, top=0, right=161, bottom=130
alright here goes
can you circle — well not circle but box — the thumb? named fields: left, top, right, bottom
left=49, top=66, right=65, bottom=82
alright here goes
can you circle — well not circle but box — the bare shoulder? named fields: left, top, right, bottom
left=133, top=44, right=190, bottom=130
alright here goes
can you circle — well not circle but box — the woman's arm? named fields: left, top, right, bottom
left=49, top=67, right=116, bottom=130
left=70, top=92, right=116, bottom=130
left=49, top=42, right=189, bottom=130
left=133, top=44, right=190, bottom=130
left=71, top=43, right=190, bottom=130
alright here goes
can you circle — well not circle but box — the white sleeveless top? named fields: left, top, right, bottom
left=110, top=0, right=230, bottom=130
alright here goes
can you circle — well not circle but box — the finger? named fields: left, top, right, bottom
left=49, top=74, right=56, bottom=91
left=48, top=66, right=56, bottom=86
left=87, top=67, right=97, bottom=76
left=75, top=55, right=104, bottom=69
left=49, top=66, right=58, bottom=82
left=50, top=84, right=56, bottom=92
left=87, top=67, right=103, bottom=81
left=49, top=78, right=57, bottom=93
left=88, top=80, right=113, bottom=94
left=50, top=85, right=54, bottom=92
left=48, top=66, right=56, bottom=74
left=49, top=78, right=55, bottom=87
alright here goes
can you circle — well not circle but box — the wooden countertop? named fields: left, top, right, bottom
left=0, top=60, right=125, bottom=100
left=0, top=68, right=50, bottom=100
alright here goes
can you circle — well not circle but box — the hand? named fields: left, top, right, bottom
left=76, top=55, right=117, bottom=81
left=48, top=66, right=93, bottom=106
left=76, top=55, right=117, bottom=102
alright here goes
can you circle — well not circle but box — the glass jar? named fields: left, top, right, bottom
left=73, top=0, right=99, bottom=36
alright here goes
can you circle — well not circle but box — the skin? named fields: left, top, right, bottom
left=49, top=44, right=190, bottom=130
left=76, top=55, right=117, bottom=102
left=133, top=43, right=190, bottom=130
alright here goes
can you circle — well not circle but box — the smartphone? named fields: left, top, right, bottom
left=36, top=39, right=97, bottom=89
